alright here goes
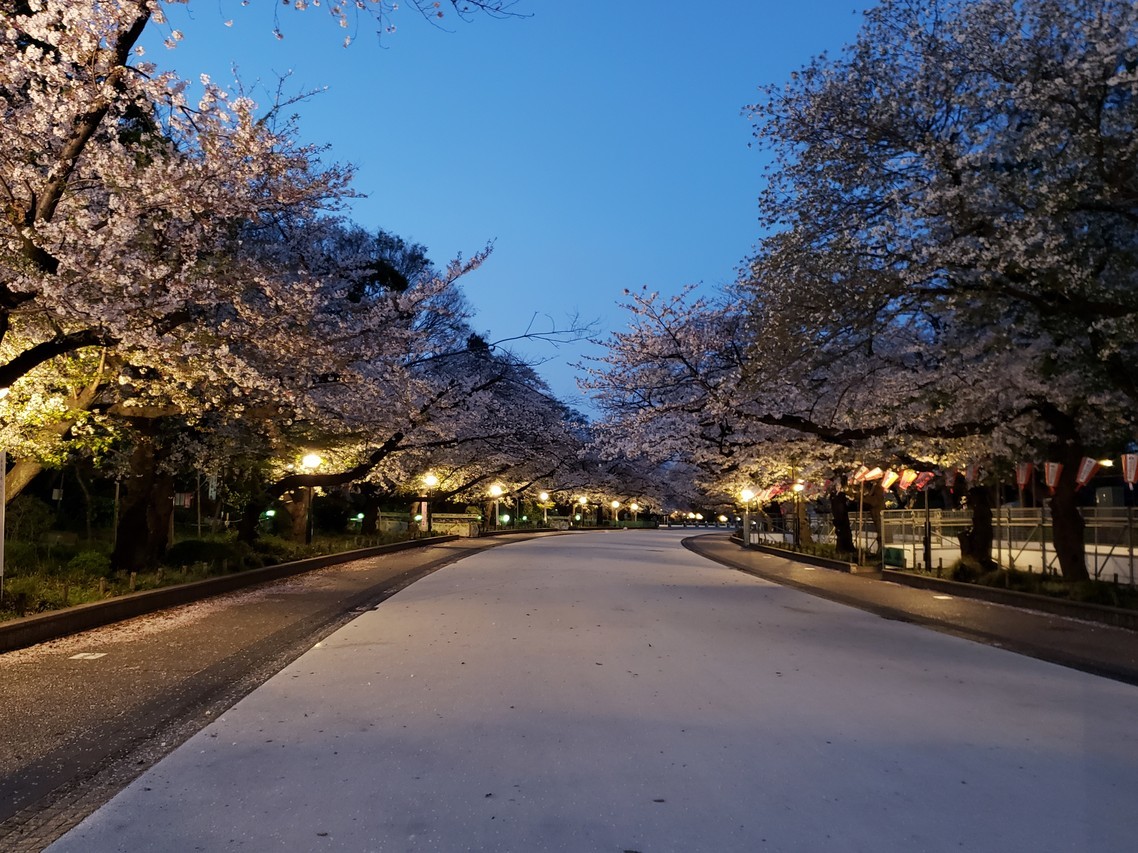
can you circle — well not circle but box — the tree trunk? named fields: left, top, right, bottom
left=74, top=466, right=95, bottom=542
left=795, top=498, right=813, bottom=545
left=862, top=482, right=886, bottom=554
left=358, top=485, right=380, bottom=535
left=1049, top=449, right=1089, bottom=582
left=1042, top=408, right=1089, bottom=582
left=280, top=489, right=309, bottom=542
left=958, top=486, right=995, bottom=571
left=111, top=433, right=175, bottom=572
left=830, top=490, right=855, bottom=554
left=4, top=459, right=45, bottom=504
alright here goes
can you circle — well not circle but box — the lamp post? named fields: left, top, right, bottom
left=630, top=502, right=640, bottom=524
left=577, top=495, right=587, bottom=527
left=301, top=453, right=322, bottom=545
left=422, top=473, right=439, bottom=534
left=611, top=500, right=621, bottom=526
left=489, top=484, right=503, bottom=530
left=539, top=491, right=549, bottom=524
left=792, top=480, right=806, bottom=547
left=740, top=489, right=755, bottom=548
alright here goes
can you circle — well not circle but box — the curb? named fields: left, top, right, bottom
left=730, top=535, right=865, bottom=573
left=0, top=535, right=459, bottom=654
left=882, top=569, right=1138, bottom=632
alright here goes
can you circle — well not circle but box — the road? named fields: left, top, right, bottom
left=0, top=536, right=514, bottom=851
left=29, top=529, right=1138, bottom=852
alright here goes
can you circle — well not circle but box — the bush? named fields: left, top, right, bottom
left=949, top=560, right=980, bottom=583
left=163, top=538, right=253, bottom=571
left=65, top=550, right=112, bottom=578
left=250, top=534, right=307, bottom=566
left=6, top=494, right=55, bottom=541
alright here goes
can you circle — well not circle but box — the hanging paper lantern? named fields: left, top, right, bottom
left=913, top=471, right=935, bottom=491
left=852, top=465, right=870, bottom=484
left=1044, top=462, right=1063, bottom=493
left=880, top=469, right=900, bottom=490
left=863, top=467, right=884, bottom=481
left=1074, top=457, right=1100, bottom=489
left=898, top=469, right=918, bottom=490
left=1015, top=462, right=1034, bottom=491
left=1123, top=454, right=1137, bottom=490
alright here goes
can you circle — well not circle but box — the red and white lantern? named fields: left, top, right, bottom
left=1123, top=454, right=1138, bottom=490
left=1044, top=462, right=1063, bottom=493
left=1015, top=462, right=1034, bottom=491
left=913, top=471, right=935, bottom=491
left=1075, top=457, right=1101, bottom=489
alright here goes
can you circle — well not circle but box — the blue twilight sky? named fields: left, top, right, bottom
left=143, top=1, right=867, bottom=412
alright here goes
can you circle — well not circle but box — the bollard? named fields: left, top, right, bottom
left=99, top=578, right=106, bottom=596
left=129, top=572, right=136, bottom=591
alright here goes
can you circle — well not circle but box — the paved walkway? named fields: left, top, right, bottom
left=685, top=534, right=1138, bottom=685
left=47, top=530, right=1138, bottom=852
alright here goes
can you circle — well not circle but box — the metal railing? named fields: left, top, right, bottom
left=880, top=506, right=1138, bottom=585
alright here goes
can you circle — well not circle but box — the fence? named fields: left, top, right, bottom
left=739, top=505, right=1137, bottom=586
left=879, top=506, right=1138, bottom=585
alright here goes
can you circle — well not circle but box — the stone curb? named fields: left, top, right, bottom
left=0, top=535, right=459, bottom=654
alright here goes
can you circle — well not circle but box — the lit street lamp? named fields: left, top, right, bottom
left=300, top=453, right=322, bottom=545
left=740, top=489, right=755, bottom=548
left=421, top=472, right=439, bottom=534
left=630, top=502, right=640, bottom=524
left=539, top=491, right=550, bottom=524
left=576, top=496, right=587, bottom=527
left=611, top=500, right=621, bottom=526
left=490, top=484, right=504, bottom=530
left=792, top=479, right=806, bottom=547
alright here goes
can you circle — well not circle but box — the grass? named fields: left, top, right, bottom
left=0, top=529, right=432, bottom=623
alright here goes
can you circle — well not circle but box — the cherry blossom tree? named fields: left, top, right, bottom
left=590, top=0, right=1137, bottom=580
left=741, top=0, right=1138, bottom=579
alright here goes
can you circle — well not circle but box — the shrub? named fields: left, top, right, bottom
left=950, top=560, right=980, bottom=583
left=6, top=494, right=55, bottom=541
left=163, top=538, right=253, bottom=571
left=251, top=534, right=305, bottom=566
left=65, top=550, right=112, bottom=578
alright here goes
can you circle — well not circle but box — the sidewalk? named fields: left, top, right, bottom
left=685, top=534, right=1138, bottom=686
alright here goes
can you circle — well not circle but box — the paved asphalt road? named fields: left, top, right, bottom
left=22, top=529, right=1138, bottom=853
left=0, top=535, right=518, bottom=851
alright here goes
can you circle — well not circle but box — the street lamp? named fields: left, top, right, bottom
left=611, top=500, right=621, bottom=526
left=490, top=484, right=504, bottom=530
left=420, top=473, right=439, bottom=533
left=740, top=489, right=755, bottom=548
left=577, top=495, right=587, bottom=526
left=630, top=502, right=640, bottom=524
left=792, top=480, right=806, bottom=547
left=300, top=454, right=322, bottom=544
left=539, top=491, right=550, bottom=524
